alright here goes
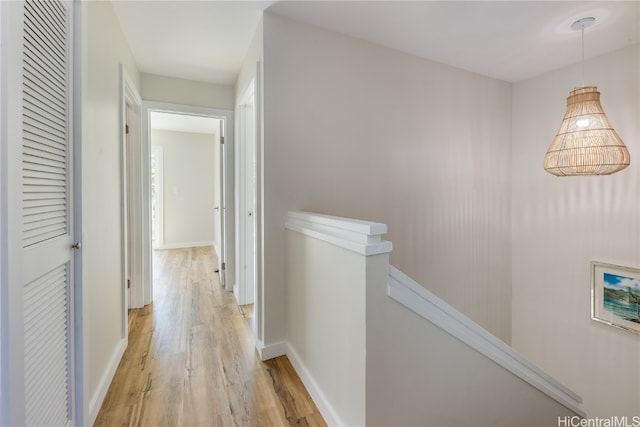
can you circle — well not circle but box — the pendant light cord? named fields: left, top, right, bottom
left=571, top=17, right=594, bottom=88
left=581, top=26, right=585, bottom=87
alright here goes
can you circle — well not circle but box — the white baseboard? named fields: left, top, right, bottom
left=284, top=343, right=342, bottom=427
left=88, top=337, right=127, bottom=425
left=155, top=241, right=213, bottom=250
left=255, top=340, right=342, bottom=425
left=233, top=283, right=241, bottom=305
left=213, top=242, right=220, bottom=258
left=256, top=340, right=287, bottom=361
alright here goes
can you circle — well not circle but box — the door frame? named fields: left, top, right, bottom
left=0, top=4, right=27, bottom=423
left=120, top=65, right=145, bottom=312
left=236, top=78, right=257, bottom=307
left=235, top=62, right=263, bottom=344
left=216, top=119, right=227, bottom=287
left=140, top=101, right=235, bottom=300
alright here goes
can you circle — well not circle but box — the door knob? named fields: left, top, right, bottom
left=72, top=242, right=82, bottom=250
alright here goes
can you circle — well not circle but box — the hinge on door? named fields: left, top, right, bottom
left=125, top=124, right=129, bottom=134
left=220, top=136, right=224, bottom=145
left=221, top=262, right=225, bottom=270
left=127, top=279, right=131, bottom=289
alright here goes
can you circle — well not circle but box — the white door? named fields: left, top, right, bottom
left=11, top=0, right=77, bottom=425
left=121, top=67, right=146, bottom=309
left=126, top=102, right=134, bottom=306
left=244, top=102, right=256, bottom=305
left=126, top=100, right=143, bottom=308
left=235, top=80, right=256, bottom=306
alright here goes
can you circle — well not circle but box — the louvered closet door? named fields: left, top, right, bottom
left=22, top=0, right=75, bottom=426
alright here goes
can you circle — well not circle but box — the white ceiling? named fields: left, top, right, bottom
left=112, top=1, right=639, bottom=85
left=111, top=1, right=274, bottom=85
left=269, top=1, right=639, bottom=83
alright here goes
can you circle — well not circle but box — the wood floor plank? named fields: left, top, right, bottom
left=94, top=246, right=325, bottom=427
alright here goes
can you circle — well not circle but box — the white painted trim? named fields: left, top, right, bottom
left=0, top=2, right=5, bottom=421
left=236, top=65, right=263, bottom=342
left=87, top=337, right=127, bottom=426
left=215, top=120, right=225, bottom=288
left=256, top=340, right=286, bottom=361
left=254, top=61, right=264, bottom=344
left=256, top=339, right=342, bottom=426
left=155, top=241, right=214, bottom=250
left=236, top=80, right=257, bottom=307
left=387, top=265, right=586, bottom=418
left=73, top=2, right=88, bottom=424
left=1, top=4, right=25, bottom=425
left=285, top=211, right=393, bottom=256
left=285, top=343, right=342, bottom=427
left=120, top=64, right=145, bottom=312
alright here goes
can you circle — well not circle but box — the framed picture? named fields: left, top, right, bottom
left=591, top=261, right=640, bottom=334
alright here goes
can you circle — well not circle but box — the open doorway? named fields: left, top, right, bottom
left=149, top=111, right=221, bottom=253
left=133, top=101, right=234, bottom=308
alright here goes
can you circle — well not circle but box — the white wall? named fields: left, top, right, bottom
left=141, top=72, right=235, bottom=110
left=512, top=44, right=640, bottom=417
left=286, top=230, right=368, bottom=426
left=262, top=13, right=513, bottom=344
left=82, top=0, right=140, bottom=420
left=151, top=129, right=216, bottom=249
left=235, top=18, right=263, bottom=99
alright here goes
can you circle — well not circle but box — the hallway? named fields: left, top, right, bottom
left=94, top=247, right=325, bottom=426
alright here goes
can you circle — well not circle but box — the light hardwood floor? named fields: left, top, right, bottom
left=94, top=247, right=326, bottom=427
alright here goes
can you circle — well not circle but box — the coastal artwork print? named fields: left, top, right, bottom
left=592, top=261, right=640, bottom=334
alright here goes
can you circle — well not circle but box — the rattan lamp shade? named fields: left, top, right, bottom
left=544, top=86, right=630, bottom=176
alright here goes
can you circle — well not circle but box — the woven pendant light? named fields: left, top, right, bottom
left=544, top=86, right=630, bottom=175
left=543, top=17, right=630, bottom=176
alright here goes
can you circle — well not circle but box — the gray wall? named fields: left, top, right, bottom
left=512, top=44, right=640, bottom=417
left=262, top=13, right=513, bottom=344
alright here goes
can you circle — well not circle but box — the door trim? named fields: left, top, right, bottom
left=235, top=61, right=263, bottom=343
left=236, top=79, right=257, bottom=307
left=73, top=1, right=87, bottom=424
left=0, top=3, right=27, bottom=424
left=120, top=65, right=145, bottom=314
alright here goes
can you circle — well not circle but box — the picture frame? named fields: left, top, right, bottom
left=591, top=261, right=640, bottom=335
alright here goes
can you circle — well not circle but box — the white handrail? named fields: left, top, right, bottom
left=285, top=211, right=392, bottom=256
left=388, top=265, right=586, bottom=418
